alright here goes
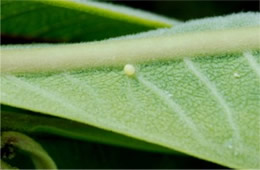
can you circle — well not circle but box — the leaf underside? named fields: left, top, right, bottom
left=2, top=50, right=260, bottom=168
left=1, top=3, right=260, bottom=169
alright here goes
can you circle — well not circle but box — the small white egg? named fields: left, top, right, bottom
left=233, top=72, right=240, bottom=78
left=124, top=64, right=136, bottom=76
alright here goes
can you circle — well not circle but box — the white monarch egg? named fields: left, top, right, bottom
left=124, top=64, right=136, bottom=76
left=233, top=72, right=240, bottom=78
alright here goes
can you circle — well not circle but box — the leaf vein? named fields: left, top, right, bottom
left=244, top=52, right=260, bottom=79
left=3, top=75, right=87, bottom=117
left=184, top=58, right=241, bottom=144
left=136, top=74, right=208, bottom=146
left=62, top=73, right=108, bottom=109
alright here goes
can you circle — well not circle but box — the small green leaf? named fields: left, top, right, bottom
left=1, top=0, right=176, bottom=42
left=1, top=12, right=260, bottom=168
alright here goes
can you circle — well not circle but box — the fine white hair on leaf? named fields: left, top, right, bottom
left=124, top=64, right=136, bottom=76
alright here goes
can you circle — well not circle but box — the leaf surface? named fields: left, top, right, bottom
left=1, top=12, right=260, bottom=168
left=1, top=0, right=176, bottom=42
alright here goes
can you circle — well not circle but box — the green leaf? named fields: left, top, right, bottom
left=1, top=12, right=260, bottom=168
left=1, top=0, right=176, bottom=42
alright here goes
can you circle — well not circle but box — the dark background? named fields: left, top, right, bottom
left=104, top=0, right=259, bottom=21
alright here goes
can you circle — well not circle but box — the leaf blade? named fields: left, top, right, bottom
left=1, top=13, right=260, bottom=168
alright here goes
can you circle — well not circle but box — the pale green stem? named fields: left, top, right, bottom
left=1, top=27, right=259, bottom=73
left=1, top=131, right=57, bottom=169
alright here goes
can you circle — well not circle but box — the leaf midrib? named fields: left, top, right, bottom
left=1, top=26, right=259, bottom=73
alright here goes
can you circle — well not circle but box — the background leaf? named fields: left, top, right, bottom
left=1, top=0, right=176, bottom=43
left=1, top=12, right=260, bottom=168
